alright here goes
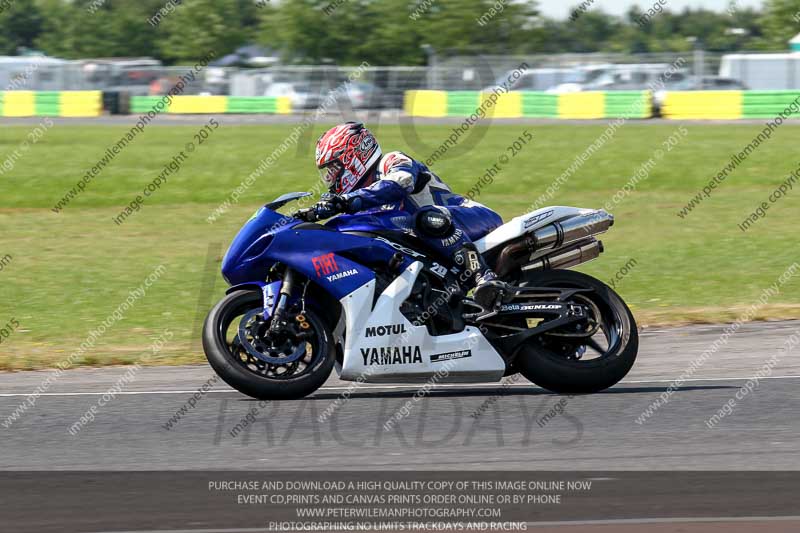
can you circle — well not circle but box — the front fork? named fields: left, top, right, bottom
left=266, top=268, right=310, bottom=334
left=267, top=268, right=295, bottom=331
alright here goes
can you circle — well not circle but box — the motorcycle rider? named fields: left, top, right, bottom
left=309, top=121, right=506, bottom=310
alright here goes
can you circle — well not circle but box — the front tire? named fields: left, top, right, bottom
left=514, top=270, right=638, bottom=394
left=203, top=290, right=335, bottom=400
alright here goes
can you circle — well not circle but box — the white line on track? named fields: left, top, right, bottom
left=0, top=375, right=798, bottom=398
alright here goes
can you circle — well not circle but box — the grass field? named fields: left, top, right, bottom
left=0, top=120, right=798, bottom=370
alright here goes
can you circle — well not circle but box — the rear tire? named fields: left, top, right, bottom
left=203, top=290, right=335, bottom=400
left=514, top=270, right=638, bottom=394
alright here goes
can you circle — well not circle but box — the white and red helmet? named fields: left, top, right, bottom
left=315, top=122, right=381, bottom=195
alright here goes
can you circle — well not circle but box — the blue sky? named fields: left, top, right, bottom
left=538, top=0, right=765, bottom=19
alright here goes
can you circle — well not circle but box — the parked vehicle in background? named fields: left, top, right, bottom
left=0, top=55, right=66, bottom=91
left=80, top=58, right=163, bottom=96
left=548, top=63, right=676, bottom=93
left=341, top=82, right=384, bottom=109
left=486, top=67, right=576, bottom=92
left=263, top=82, right=322, bottom=109
left=546, top=64, right=615, bottom=93
left=653, top=76, right=748, bottom=115
left=720, top=53, right=800, bottom=90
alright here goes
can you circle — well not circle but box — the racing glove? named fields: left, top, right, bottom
left=313, top=194, right=349, bottom=220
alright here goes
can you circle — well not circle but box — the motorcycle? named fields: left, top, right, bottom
left=203, top=192, right=638, bottom=400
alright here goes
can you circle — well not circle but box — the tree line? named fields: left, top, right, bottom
left=0, top=0, right=798, bottom=65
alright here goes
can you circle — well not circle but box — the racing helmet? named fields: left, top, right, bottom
left=315, top=122, right=382, bottom=195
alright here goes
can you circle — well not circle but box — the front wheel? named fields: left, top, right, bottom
left=202, top=290, right=335, bottom=400
left=512, top=269, right=638, bottom=394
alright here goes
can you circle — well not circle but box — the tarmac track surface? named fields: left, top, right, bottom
left=2, top=320, right=800, bottom=531
left=1, top=320, right=799, bottom=471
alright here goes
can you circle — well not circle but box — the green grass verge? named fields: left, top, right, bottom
left=0, top=121, right=798, bottom=370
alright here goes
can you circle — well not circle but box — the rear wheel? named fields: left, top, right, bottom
left=203, top=290, right=335, bottom=400
left=509, top=270, right=638, bottom=394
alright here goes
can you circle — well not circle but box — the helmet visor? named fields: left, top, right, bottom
left=318, top=160, right=344, bottom=190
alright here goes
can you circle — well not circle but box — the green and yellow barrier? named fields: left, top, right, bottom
left=522, top=92, right=558, bottom=118
left=603, top=91, right=652, bottom=119
left=404, top=90, right=448, bottom=118
left=741, top=91, right=800, bottom=119
left=661, top=91, right=743, bottom=120
left=487, top=91, right=522, bottom=118
left=558, top=92, right=604, bottom=119
left=405, top=90, right=652, bottom=119
left=128, top=95, right=292, bottom=115
left=446, top=91, right=479, bottom=117
left=226, top=96, right=292, bottom=114
left=0, top=91, right=102, bottom=117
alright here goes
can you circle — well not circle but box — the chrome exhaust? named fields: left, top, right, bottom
left=523, top=239, right=603, bottom=272
left=531, top=210, right=613, bottom=253
left=494, top=210, right=612, bottom=277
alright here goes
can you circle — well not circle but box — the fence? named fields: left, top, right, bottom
left=4, top=50, right=800, bottom=101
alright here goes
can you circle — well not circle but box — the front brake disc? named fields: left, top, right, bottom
left=237, top=308, right=306, bottom=365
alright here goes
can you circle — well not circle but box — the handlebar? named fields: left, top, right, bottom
left=292, top=207, right=318, bottom=222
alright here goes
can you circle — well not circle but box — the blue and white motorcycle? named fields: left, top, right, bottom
left=203, top=192, right=638, bottom=400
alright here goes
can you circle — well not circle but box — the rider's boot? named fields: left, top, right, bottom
left=452, top=244, right=508, bottom=311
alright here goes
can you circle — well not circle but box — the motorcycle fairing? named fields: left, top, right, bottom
left=338, top=261, right=506, bottom=383
left=222, top=202, right=505, bottom=381
left=223, top=206, right=415, bottom=300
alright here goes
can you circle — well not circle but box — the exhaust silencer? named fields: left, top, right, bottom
left=531, top=210, right=613, bottom=253
left=494, top=209, right=613, bottom=277
left=523, top=239, right=603, bottom=272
